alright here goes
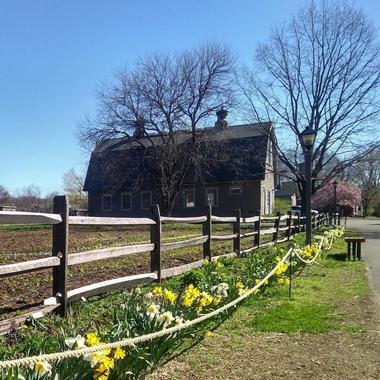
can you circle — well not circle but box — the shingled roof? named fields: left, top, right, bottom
left=83, top=123, right=272, bottom=192
left=276, top=181, right=300, bottom=197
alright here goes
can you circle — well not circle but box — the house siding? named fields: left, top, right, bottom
left=88, top=181, right=261, bottom=218
left=260, top=141, right=275, bottom=215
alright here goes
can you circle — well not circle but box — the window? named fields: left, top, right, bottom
left=205, top=188, right=218, bottom=207
left=263, top=190, right=273, bottom=215
left=229, top=185, right=242, bottom=195
left=121, top=193, right=132, bottom=211
left=266, top=190, right=271, bottom=214
left=183, top=189, right=195, bottom=208
left=267, top=142, right=273, bottom=166
left=102, top=194, right=113, bottom=212
left=141, top=191, right=152, bottom=210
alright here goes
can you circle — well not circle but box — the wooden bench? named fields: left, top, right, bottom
left=345, top=237, right=366, bottom=261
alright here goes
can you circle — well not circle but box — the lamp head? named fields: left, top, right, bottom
left=301, top=128, right=316, bottom=150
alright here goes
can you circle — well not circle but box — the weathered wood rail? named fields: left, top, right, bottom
left=0, top=196, right=331, bottom=334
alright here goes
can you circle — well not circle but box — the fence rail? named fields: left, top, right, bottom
left=0, top=195, right=336, bottom=334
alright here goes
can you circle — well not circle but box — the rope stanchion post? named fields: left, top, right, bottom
left=286, top=211, right=292, bottom=241
left=273, top=212, right=281, bottom=244
left=52, top=195, right=69, bottom=317
left=150, top=205, right=162, bottom=282
left=233, top=209, right=241, bottom=255
left=297, top=213, right=301, bottom=234
left=288, top=252, right=293, bottom=299
left=203, top=205, right=212, bottom=260
left=254, top=210, right=261, bottom=248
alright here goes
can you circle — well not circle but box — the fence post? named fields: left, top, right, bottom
left=254, top=210, right=261, bottom=248
left=297, top=213, right=301, bottom=234
left=150, top=204, right=162, bottom=282
left=52, top=195, right=69, bottom=317
left=286, top=211, right=292, bottom=241
left=233, top=209, right=241, bottom=255
left=203, top=205, right=212, bottom=260
left=273, top=212, right=281, bottom=244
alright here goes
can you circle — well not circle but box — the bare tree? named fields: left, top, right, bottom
left=349, top=149, right=380, bottom=216
left=79, top=43, right=236, bottom=214
left=0, top=185, right=11, bottom=205
left=14, top=184, right=41, bottom=211
left=63, top=168, right=87, bottom=209
left=242, top=1, right=380, bottom=208
left=40, top=191, right=59, bottom=213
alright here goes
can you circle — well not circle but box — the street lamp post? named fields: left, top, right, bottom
left=301, top=127, right=316, bottom=245
left=332, top=180, right=338, bottom=225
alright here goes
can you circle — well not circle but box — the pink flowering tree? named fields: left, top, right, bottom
left=312, top=180, right=362, bottom=214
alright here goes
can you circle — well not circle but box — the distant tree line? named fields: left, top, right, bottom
left=0, top=168, right=87, bottom=212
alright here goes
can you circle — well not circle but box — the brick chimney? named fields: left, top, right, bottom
left=133, top=117, right=146, bottom=138
left=214, top=108, right=228, bottom=130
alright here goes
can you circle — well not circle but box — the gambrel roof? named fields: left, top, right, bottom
left=83, top=123, right=273, bottom=192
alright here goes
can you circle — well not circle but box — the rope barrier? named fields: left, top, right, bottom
left=0, top=227, right=342, bottom=370
left=0, top=249, right=293, bottom=369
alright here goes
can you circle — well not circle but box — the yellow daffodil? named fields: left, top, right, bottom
left=275, top=262, right=288, bottom=277
left=199, top=292, right=213, bottom=307
left=236, top=281, right=245, bottom=290
left=163, top=289, right=177, bottom=304
left=152, top=286, right=163, bottom=297
left=204, top=330, right=213, bottom=338
left=86, top=332, right=101, bottom=347
left=238, top=287, right=249, bottom=296
left=98, top=356, right=114, bottom=370
left=112, top=347, right=126, bottom=360
left=93, top=362, right=110, bottom=380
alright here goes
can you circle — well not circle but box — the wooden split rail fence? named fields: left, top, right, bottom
left=0, top=195, right=330, bottom=334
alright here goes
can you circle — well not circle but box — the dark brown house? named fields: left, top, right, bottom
left=83, top=120, right=277, bottom=217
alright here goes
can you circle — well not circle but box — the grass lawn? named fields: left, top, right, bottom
left=150, top=232, right=380, bottom=380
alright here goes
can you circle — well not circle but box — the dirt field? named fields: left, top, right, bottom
left=0, top=224, right=244, bottom=320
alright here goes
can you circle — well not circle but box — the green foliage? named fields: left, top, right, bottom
left=274, top=198, right=291, bottom=214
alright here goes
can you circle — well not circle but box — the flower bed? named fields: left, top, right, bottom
left=0, top=227, right=344, bottom=380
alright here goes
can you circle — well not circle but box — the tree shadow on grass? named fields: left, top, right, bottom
left=327, top=252, right=347, bottom=261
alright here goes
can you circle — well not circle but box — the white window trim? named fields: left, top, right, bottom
left=205, top=187, right=218, bottom=207
left=141, top=191, right=152, bottom=210
left=229, top=184, right=242, bottom=195
left=102, top=194, right=113, bottom=212
left=183, top=189, right=196, bottom=208
left=121, top=192, right=132, bottom=211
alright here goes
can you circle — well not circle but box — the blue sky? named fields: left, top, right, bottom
left=1, top=0, right=379, bottom=195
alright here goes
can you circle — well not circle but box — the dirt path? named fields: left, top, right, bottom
left=347, top=217, right=380, bottom=299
